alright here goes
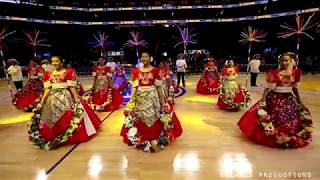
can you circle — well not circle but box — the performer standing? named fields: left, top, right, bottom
left=12, top=59, right=44, bottom=111
left=113, top=62, right=128, bottom=93
left=176, top=54, right=187, bottom=88
left=238, top=53, right=312, bottom=148
left=121, top=52, right=182, bottom=152
left=159, top=62, right=175, bottom=106
left=28, top=56, right=101, bottom=150
left=7, top=58, right=23, bottom=91
left=247, top=54, right=261, bottom=86
left=106, top=57, right=117, bottom=72
left=89, top=57, right=123, bottom=111
left=196, top=57, right=220, bottom=95
left=217, top=59, right=251, bottom=111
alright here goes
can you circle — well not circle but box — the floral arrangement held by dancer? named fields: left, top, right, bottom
left=89, top=57, right=123, bottom=111
left=28, top=56, right=101, bottom=150
left=121, top=52, right=183, bottom=152
left=12, top=59, right=44, bottom=111
left=217, top=59, right=251, bottom=111
left=196, top=57, right=220, bottom=95
left=238, top=53, right=312, bottom=148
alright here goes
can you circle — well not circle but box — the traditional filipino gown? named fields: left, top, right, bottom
left=113, top=65, right=128, bottom=92
left=120, top=68, right=183, bottom=152
left=196, top=61, right=220, bottom=95
left=28, top=69, right=101, bottom=150
left=12, top=65, right=44, bottom=111
left=66, top=67, right=85, bottom=96
left=159, top=65, right=175, bottom=106
left=238, top=68, right=312, bottom=148
left=217, top=66, right=251, bottom=111
left=89, top=65, right=123, bottom=111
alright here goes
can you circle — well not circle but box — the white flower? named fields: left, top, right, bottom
left=262, top=122, right=275, bottom=136
left=259, top=101, right=266, bottom=107
left=43, top=143, right=51, bottom=151
left=143, top=142, right=151, bottom=152
left=258, top=109, right=267, bottom=116
left=124, top=116, right=134, bottom=128
left=128, top=127, right=138, bottom=137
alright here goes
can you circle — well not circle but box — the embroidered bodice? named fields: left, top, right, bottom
left=42, top=69, right=77, bottom=89
left=131, top=67, right=161, bottom=87
left=267, top=69, right=301, bottom=87
left=92, top=66, right=112, bottom=77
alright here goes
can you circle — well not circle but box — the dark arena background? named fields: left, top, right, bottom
left=0, top=0, right=320, bottom=180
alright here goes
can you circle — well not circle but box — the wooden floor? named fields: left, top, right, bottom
left=0, top=74, right=319, bottom=180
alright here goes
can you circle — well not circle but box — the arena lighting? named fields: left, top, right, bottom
left=50, top=1, right=275, bottom=12
left=0, top=7, right=319, bottom=25
left=0, top=0, right=278, bottom=12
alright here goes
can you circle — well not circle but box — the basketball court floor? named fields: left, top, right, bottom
left=0, top=74, right=319, bottom=180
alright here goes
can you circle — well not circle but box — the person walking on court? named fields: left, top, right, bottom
left=247, top=54, right=261, bottom=86
left=176, top=54, right=187, bottom=87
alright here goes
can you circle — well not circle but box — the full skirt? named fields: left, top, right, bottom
left=89, top=83, right=123, bottom=112
left=28, top=89, right=101, bottom=150
left=13, top=79, right=43, bottom=111
left=196, top=72, right=220, bottom=95
left=238, top=91, right=312, bottom=148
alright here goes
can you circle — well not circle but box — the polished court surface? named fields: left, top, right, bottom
left=0, top=74, right=319, bottom=180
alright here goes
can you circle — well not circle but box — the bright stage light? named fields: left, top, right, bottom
left=88, top=154, right=103, bottom=179
left=0, top=113, right=33, bottom=125
left=185, top=96, right=217, bottom=103
left=35, top=169, right=47, bottom=180
left=219, top=153, right=253, bottom=178
left=173, top=153, right=200, bottom=172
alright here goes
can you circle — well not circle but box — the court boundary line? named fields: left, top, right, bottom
left=45, top=110, right=115, bottom=175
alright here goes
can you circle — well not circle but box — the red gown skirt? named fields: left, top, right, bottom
left=90, top=84, right=123, bottom=112
left=217, top=87, right=246, bottom=111
left=238, top=91, right=312, bottom=148
left=196, top=72, right=220, bottom=95
left=120, top=112, right=183, bottom=145
left=13, top=79, right=43, bottom=111
left=39, top=100, right=101, bottom=144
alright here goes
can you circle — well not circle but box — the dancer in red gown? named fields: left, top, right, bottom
left=66, top=63, right=85, bottom=96
left=238, top=53, right=312, bottom=148
left=217, top=59, right=251, bottom=111
left=89, top=57, right=123, bottom=111
left=196, top=57, right=220, bottom=95
left=121, top=52, right=182, bottom=152
left=113, top=63, right=128, bottom=93
left=13, top=59, right=44, bottom=111
left=28, top=56, right=101, bottom=150
left=159, top=62, right=175, bottom=106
